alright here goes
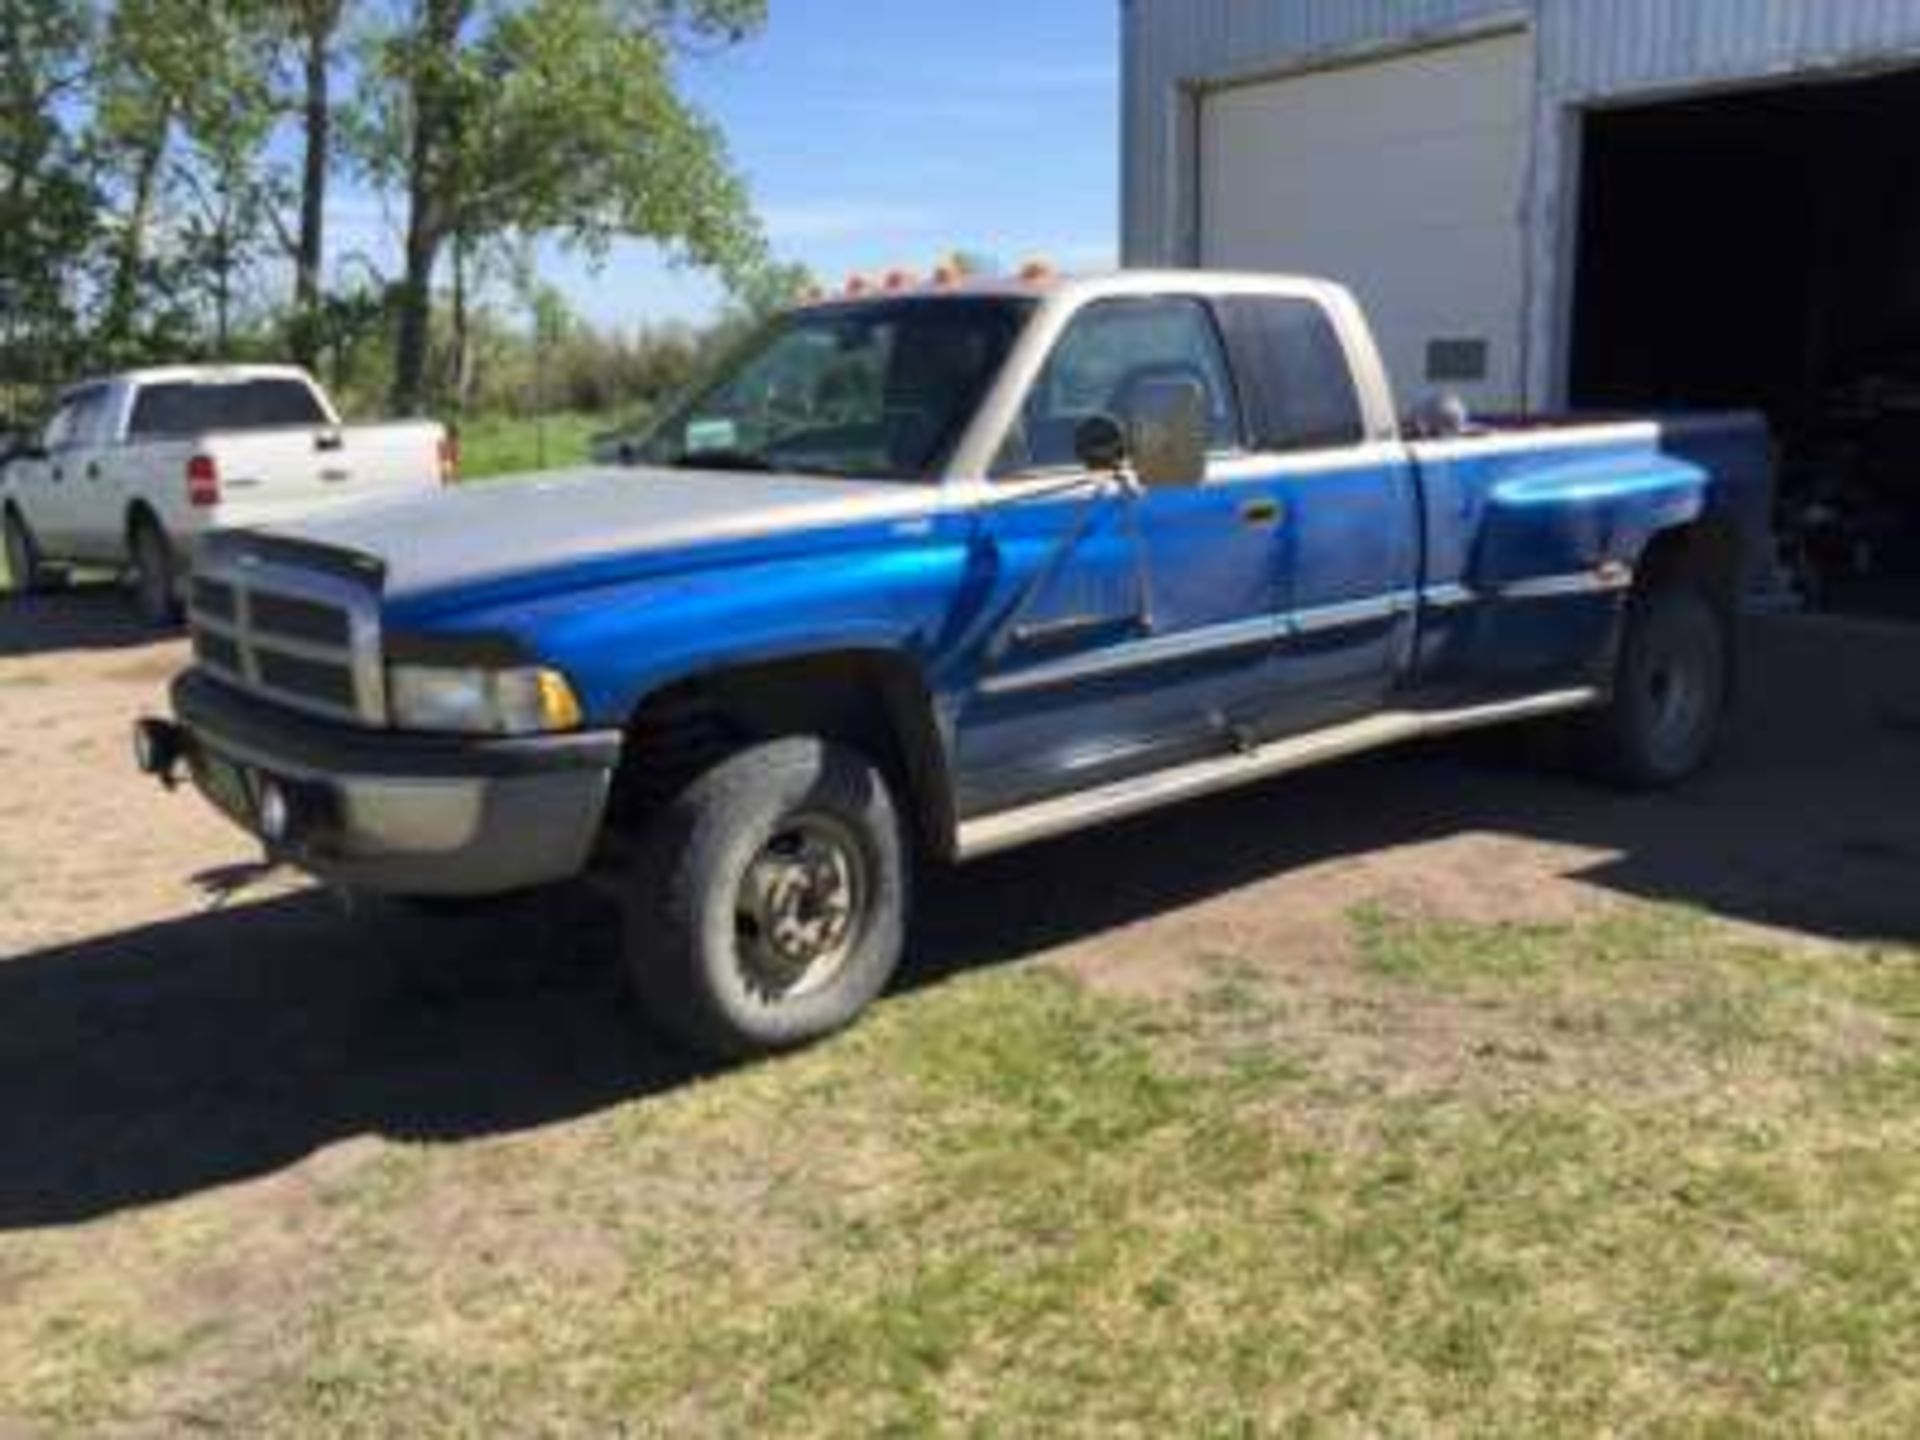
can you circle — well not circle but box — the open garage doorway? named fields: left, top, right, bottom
left=1570, top=68, right=1920, bottom=619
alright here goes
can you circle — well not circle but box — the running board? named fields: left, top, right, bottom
left=954, top=688, right=1601, bottom=861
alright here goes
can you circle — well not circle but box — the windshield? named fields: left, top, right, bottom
left=640, top=298, right=1034, bottom=481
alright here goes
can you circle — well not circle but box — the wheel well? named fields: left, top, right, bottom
left=609, top=651, right=955, bottom=858
left=1637, top=518, right=1742, bottom=613
left=125, top=501, right=162, bottom=545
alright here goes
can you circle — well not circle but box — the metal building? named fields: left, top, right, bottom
left=1122, top=0, right=1920, bottom=612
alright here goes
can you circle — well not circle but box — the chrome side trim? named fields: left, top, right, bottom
left=1290, top=591, right=1416, bottom=635
left=980, top=613, right=1279, bottom=697
left=1419, top=566, right=1633, bottom=612
left=1496, top=562, right=1633, bottom=602
left=982, top=589, right=1422, bottom=697
left=954, top=687, right=1602, bottom=860
left=1420, top=582, right=1479, bottom=611
left=979, top=566, right=1628, bottom=700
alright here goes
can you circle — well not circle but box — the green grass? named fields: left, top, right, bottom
left=6, top=906, right=1920, bottom=1434
left=452, top=411, right=612, bottom=481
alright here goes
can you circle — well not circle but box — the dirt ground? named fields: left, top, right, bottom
left=1, top=588, right=1917, bottom=1234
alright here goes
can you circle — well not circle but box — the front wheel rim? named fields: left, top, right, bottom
left=733, top=812, right=870, bottom=1002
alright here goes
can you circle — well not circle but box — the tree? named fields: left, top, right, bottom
left=286, top=0, right=348, bottom=367
left=0, top=0, right=99, bottom=404
left=357, top=0, right=773, bottom=414
left=92, top=0, right=282, bottom=358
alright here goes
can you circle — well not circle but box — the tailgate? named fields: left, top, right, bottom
left=204, top=422, right=446, bottom=527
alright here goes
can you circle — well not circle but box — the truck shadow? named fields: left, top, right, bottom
left=0, top=616, right=1914, bottom=1229
left=0, top=584, right=170, bottom=657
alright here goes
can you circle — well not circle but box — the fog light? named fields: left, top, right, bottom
left=258, top=781, right=291, bottom=843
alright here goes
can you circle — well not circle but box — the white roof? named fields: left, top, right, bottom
left=796, top=268, right=1355, bottom=310
left=77, top=364, right=315, bottom=391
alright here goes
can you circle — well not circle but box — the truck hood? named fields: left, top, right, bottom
left=257, top=465, right=954, bottom=599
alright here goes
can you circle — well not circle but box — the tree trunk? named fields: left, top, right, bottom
left=392, top=203, right=443, bottom=415
left=106, top=110, right=172, bottom=350
left=449, top=229, right=475, bottom=412
left=291, top=5, right=334, bottom=368
left=389, top=0, right=467, bottom=415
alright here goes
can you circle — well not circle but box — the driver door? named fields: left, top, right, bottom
left=952, top=296, right=1291, bottom=819
left=14, top=388, right=99, bottom=554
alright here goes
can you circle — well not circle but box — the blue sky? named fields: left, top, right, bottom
left=336, top=1, right=1121, bottom=330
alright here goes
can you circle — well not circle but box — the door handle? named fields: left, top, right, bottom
left=50, top=466, right=63, bottom=483
left=85, top=462, right=101, bottom=481
left=1239, top=496, right=1283, bottom=529
left=314, top=432, right=344, bottom=452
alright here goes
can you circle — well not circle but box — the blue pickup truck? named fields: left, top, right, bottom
left=136, top=271, right=1773, bottom=1057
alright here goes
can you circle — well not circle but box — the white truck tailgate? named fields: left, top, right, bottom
left=202, top=422, right=446, bottom=528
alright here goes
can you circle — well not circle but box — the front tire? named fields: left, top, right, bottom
left=1581, top=578, right=1731, bottom=788
left=130, top=516, right=182, bottom=627
left=622, top=737, right=910, bottom=1060
left=4, top=510, right=54, bottom=596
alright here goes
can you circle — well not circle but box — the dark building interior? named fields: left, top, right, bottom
left=1572, top=67, right=1920, bottom=617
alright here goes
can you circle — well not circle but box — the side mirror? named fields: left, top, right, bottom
left=1073, top=413, right=1127, bottom=473
left=1126, top=376, right=1208, bottom=488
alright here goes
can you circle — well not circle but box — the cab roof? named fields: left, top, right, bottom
left=791, top=268, right=1357, bottom=313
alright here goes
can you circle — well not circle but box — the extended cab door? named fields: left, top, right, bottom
left=955, top=295, right=1293, bottom=817
left=1211, top=295, right=1422, bottom=735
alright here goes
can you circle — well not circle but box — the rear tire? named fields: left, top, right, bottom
left=621, top=737, right=910, bottom=1060
left=130, top=516, right=182, bottom=627
left=1578, top=578, right=1730, bottom=788
left=4, top=510, right=54, bottom=596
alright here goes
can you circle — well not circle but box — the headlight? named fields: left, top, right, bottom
left=387, top=664, right=583, bottom=735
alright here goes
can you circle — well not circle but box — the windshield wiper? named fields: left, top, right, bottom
left=672, top=448, right=775, bottom=473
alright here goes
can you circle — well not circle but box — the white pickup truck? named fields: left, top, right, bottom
left=0, top=366, right=452, bottom=623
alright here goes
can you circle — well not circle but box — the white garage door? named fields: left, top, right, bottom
left=1199, top=31, right=1534, bottom=412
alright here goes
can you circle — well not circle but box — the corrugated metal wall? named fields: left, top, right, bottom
left=1543, top=0, right=1920, bottom=101
left=1122, top=0, right=1920, bottom=401
left=1121, top=0, right=1514, bottom=263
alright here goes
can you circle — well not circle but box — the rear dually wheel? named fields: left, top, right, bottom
left=1580, top=577, right=1731, bottom=788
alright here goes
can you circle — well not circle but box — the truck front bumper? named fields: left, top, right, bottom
left=141, top=671, right=622, bottom=897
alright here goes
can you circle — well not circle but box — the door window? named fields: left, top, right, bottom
left=1212, top=297, right=1366, bottom=453
left=41, top=398, right=81, bottom=452
left=997, top=297, right=1242, bottom=475
left=44, top=388, right=110, bottom=451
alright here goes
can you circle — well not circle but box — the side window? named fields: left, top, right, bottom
left=47, top=388, right=110, bottom=450
left=71, top=389, right=115, bottom=447
left=998, top=297, right=1241, bottom=475
left=1214, top=297, right=1367, bottom=453
left=41, top=397, right=82, bottom=452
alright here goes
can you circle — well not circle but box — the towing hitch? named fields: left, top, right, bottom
left=133, top=717, right=187, bottom=788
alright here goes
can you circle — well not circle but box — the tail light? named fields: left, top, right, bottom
left=186, top=454, right=220, bottom=508
left=438, top=433, right=460, bottom=485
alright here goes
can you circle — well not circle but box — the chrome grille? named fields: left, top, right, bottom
left=188, top=555, right=385, bottom=725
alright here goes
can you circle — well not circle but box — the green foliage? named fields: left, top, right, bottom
left=0, top=0, right=792, bottom=423
left=454, top=411, right=605, bottom=479
left=0, top=0, right=100, bottom=402
left=354, top=0, right=778, bottom=409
